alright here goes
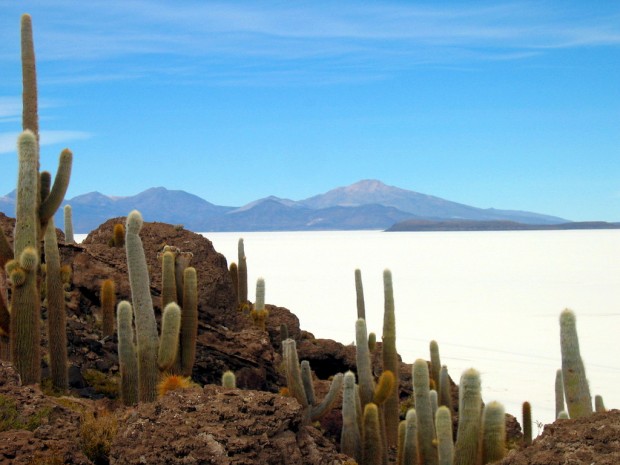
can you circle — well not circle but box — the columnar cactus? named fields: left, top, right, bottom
left=251, top=277, right=268, bottom=330
left=112, top=223, right=125, bottom=247
left=157, top=302, right=181, bottom=371
left=180, top=267, right=198, bottom=377
left=44, top=218, right=68, bottom=391
left=453, top=368, right=482, bottom=465
left=229, top=262, right=239, bottom=305
left=354, top=268, right=366, bottom=320
left=174, top=251, right=192, bottom=306
left=237, top=238, right=248, bottom=310
left=435, top=406, right=454, bottom=465
left=282, top=338, right=343, bottom=423
left=355, top=318, right=375, bottom=408
left=429, top=340, right=441, bottom=389
left=401, top=408, right=419, bottom=465
left=382, top=269, right=399, bottom=447
left=341, top=371, right=362, bottom=463
left=522, top=401, right=532, bottom=446
left=161, top=249, right=177, bottom=309
left=21, top=14, right=38, bottom=141
left=413, top=359, right=438, bottom=465
left=480, top=401, right=506, bottom=464
left=63, top=204, right=74, bottom=244
left=594, top=395, right=606, bottom=413
left=117, top=300, right=138, bottom=406
left=362, top=403, right=383, bottom=465
left=125, top=210, right=162, bottom=402
left=101, top=279, right=116, bottom=338
left=559, top=309, right=592, bottom=418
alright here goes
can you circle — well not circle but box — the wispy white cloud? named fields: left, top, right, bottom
left=0, top=130, right=92, bottom=154
left=1, top=1, right=619, bottom=85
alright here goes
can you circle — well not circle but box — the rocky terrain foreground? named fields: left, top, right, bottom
left=0, top=212, right=618, bottom=464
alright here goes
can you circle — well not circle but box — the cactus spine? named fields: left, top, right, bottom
left=354, top=268, right=366, bottom=320
left=480, top=401, right=506, bottom=464
left=117, top=300, right=138, bottom=406
left=413, top=359, right=438, bottom=465
left=382, top=269, right=399, bottom=447
left=341, top=371, right=362, bottom=463
left=559, top=309, right=592, bottom=418
left=453, top=368, right=482, bottom=465
left=44, top=217, right=68, bottom=391
left=522, top=401, right=532, bottom=446
left=125, top=210, right=160, bottom=402
left=63, top=204, right=74, bottom=244
left=101, top=279, right=116, bottom=338
left=180, top=267, right=198, bottom=377
left=435, top=406, right=454, bottom=465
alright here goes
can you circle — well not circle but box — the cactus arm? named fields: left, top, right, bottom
left=355, top=318, right=375, bottom=408
left=300, top=360, right=316, bottom=406
left=44, top=217, right=68, bottom=391
left=157, top=302, right=181, bottom=372
left=282, top=338, right=309, bottom=409
left=439, top=365, right=452, bottom=410
left=39, top=149, right=72, bottom=223
left=430, top=340, right=441, bottom=389
left=161, top=250, right=177, bottom=309
left=554, top=368, right=565, bottom=419
left=402, top=409, right=419, bottom=465
left=310, top=372, right=344, bottom=422
left=117, top=300, right=139, bottom=406
left=125, top=210, right=159, bottom=402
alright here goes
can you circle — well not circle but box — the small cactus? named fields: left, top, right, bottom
left=435, top=406, right=454, bottom=465
left=522, top=401, right=532, bottom=446
left=401, top=409, right=419, bottom=465
left=594, top=395, right=606, bottom=413
left=101, top=279, right=116, bottom=338
left=63, top=204, right=75, bottom=244
left=480, top=401, right=507, bottom=464
left=555, top=368, right=565, bottom=419
left=179, top=267, right=198, bottom=377
left=157, top=303, right=181, bottom=372
left=112, top=223, right=125, bottom=247
left=117, top=301, right=138, bottom=406
left=413, top=359, right=438, bottom=465
left=341, top=371, right=362, bottom=463
left=362, top=403, right=383, bottom=465
left=222, top=370, right=236, bottom=389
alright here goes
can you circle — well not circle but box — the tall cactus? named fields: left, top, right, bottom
left=180, top=267, right=198, bottom=377
left=237, top=238, right=248, bottom=310
left=63, top=204, right=74, bottom=244
left=480, top=401, right=506, bottom=464
left=559, top=309, right=592, bottom=418
left=229, top=262, right=239, bottom=305
left=117, top=300, right=138, bottom=406
left=429, top=340, right=441, bottom=389
left=382, top=269, right=399, bottom=447
left=125, top=210, right=160, bottom=402
left=522, top=401, right=532, bottom=446
left=44, top=217, right=68, bottom=391
left=413, top=359, right=438, bottom=465
left=453, top=368, right=482, bottom=465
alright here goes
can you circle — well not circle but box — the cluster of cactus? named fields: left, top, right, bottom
left=0, top=14, right=73, bottom=386
left=117, top=210, right=198, bottom=404
left=282, top=338, right=343, bottom=424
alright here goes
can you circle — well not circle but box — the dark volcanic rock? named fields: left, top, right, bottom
left=110, top=384, right=350, bottom=465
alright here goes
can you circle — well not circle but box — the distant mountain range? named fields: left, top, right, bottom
left=0, top=179, right=581, bottom=233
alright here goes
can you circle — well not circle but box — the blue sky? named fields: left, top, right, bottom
left=0, top=1, right=619, bottom=221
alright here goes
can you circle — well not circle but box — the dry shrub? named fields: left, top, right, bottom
left=80, top=409, right=118, bottom=465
